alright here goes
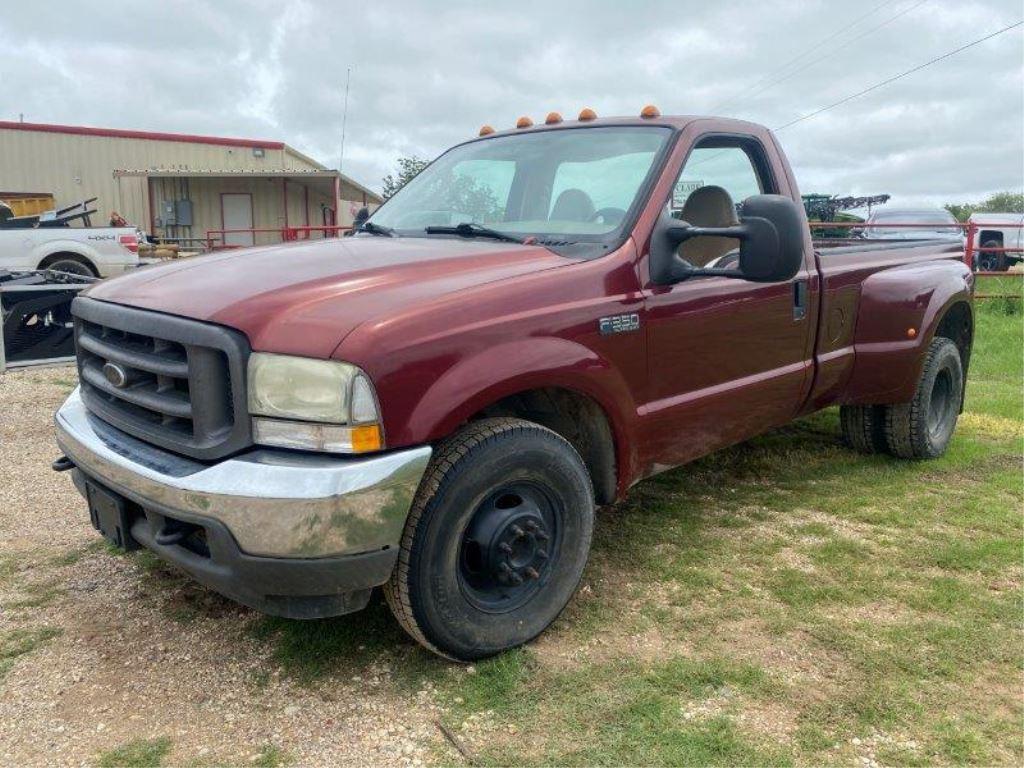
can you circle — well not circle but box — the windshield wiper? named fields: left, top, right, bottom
left=424, top=222, right=526, bottom=244
left=355, top=221, right=396, bottom=237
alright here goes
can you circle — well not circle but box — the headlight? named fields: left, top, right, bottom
left=247, top=353, right=383, bottom=453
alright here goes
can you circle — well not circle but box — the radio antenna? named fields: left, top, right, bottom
left=339, top=67, right=352, bottom=173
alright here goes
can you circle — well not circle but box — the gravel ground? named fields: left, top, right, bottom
left=0, top=367, right=447, bottom=767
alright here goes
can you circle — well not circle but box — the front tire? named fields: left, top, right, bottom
left=884, top=338, right=963, bottom=459
left=384, top=418, right=594, bottom=661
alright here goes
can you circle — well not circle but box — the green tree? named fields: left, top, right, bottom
left=944, top=191, right=1024, bottom=221
left=382, top=156, right=429, bottom=199
left=379, top=155, right=504, bottom=225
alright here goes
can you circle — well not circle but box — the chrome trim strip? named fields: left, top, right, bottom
left=55, top=388, right=431, bottom=558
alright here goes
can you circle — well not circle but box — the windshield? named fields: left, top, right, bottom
left=368, top=126, right=672, bottom=253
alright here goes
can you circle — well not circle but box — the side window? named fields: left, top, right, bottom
left=668, top=145, right=769, bottom=217
left=667, top=141, right=773, bottom=269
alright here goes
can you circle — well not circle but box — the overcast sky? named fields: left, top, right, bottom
left=2, top=0, right=1021, bottom=209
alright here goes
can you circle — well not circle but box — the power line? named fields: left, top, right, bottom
left=710, top=0, right=892, bottom=113
left=776, top=20, right=1024, bottom=131
left=714, top=0, right=930, bottom=114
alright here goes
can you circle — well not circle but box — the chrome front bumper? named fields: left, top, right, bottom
left=55, top=388, right=431, bottom=559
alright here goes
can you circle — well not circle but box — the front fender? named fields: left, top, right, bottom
left=394, top=336, right=639, bottom=483
left=844, top=260, right=972, bottom=404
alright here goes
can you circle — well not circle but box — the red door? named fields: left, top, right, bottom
left=637, top=137, right=814, bottom=472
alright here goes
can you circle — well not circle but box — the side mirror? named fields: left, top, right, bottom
left=352, top=206, right=370, bottom=228
left=650, top=194, right=805, bottom=285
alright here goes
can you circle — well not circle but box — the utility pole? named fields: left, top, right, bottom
left=339, top=67, right=351, bottom=173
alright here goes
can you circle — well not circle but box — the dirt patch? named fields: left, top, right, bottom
left=709, top=617, right=846, bottom=691
left=798, top=509, right=891, bottom=545
left=0, top=367, right=442, bottom=766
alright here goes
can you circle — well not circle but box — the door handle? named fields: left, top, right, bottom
left=793, top=279, right=808, bottom=321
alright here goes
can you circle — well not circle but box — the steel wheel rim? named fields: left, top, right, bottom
left=457, top=482, right=561, bottom=614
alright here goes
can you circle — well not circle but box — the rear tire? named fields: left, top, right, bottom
left=840, top=405, right=888, bottom=454
left=40, top=254, right=98, bottom=277
left=883, top=338, right=963, bottom=459
left=384, top=418, right=594, bottom=661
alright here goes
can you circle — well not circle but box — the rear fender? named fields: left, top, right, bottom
left=32, top=240, right=100, bottom=268
left=398, top=337, right=639, bottom=494
left=843, top=260, right=972, bottom=404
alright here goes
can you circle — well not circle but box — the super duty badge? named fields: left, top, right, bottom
left=599, top=313, right=640, bottom=336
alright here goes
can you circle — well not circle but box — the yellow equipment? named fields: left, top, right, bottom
left=0, top=193, right=55, bottom=217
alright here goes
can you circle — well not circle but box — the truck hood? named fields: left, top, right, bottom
left=85, top=236, right=571, bottom=358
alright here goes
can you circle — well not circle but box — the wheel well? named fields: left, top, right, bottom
left=39, top=251, right=97, bottom=274
left=472, top=387, right=618, bottom=505
left=978, top=230, right=1004, bottom=246
left=934, top=301, right=973, bottom=379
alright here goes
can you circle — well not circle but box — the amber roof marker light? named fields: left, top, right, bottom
left=478, top=124, right=495, bottom=136
left=545, top=112, right=563, bottom=125
left=578, top=108, right=597, bottom=121
left=516, top=116, right=534, bottom=129
left=640, top=104, right=661, bottom=119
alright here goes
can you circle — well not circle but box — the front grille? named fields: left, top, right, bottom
left=72, top=297, right=251, bottom=460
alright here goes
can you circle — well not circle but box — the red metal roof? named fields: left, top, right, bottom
left=0, top=120, right=285, bottom=150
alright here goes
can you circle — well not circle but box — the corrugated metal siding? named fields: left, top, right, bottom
left=0, top=128, right=322, bottom=231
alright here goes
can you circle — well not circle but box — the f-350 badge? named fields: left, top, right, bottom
left=598, top=313, right=640, bottom=336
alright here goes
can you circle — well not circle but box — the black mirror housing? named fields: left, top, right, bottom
left=736, top=195, right=804, bottom=282
left=649, top=194, right=805, bottom=285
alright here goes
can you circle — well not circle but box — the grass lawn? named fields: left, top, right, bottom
left=226, top=282, right=1024, bottom=765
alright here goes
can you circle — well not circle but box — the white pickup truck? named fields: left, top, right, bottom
left=970, top=212, right=1024, bottom=272
left=0, top=226, right=141, bottom=278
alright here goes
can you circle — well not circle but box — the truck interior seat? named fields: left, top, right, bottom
left=678, top=185, right=740, bottom=267
left=550, top=189, right=596, bottom=222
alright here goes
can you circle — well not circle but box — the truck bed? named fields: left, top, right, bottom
left=807, top=239, right=967, bottom=412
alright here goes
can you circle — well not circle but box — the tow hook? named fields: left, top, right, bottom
left=154, top=519, right=199, bottom=546
left=51, top=455, right=75, bottom=472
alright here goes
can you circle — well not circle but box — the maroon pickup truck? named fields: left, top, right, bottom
left=54, top=109, right=973, bottom=660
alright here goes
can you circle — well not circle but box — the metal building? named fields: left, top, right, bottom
left=0, top=121, right=382, bottom=247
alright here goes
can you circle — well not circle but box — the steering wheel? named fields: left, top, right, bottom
left=704, top=250, right=741, bottom=270
left=589, top=207, right=626, bottom=226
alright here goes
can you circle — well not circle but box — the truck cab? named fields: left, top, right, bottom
left=54, top=109, right=973, bottom=660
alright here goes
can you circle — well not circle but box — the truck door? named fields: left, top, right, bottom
left=639, top=135, right=815, bottom=470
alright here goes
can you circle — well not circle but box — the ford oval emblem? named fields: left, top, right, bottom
left=102, top=362, right=129, bottom=388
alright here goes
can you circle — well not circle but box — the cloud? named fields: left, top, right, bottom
left=1, top=0, right=1020, bottom=206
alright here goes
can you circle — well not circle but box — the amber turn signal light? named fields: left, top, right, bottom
left=350, top=424, right=383, bottom=453
left=578, top=108, right=597, bottom=121
left=545, top=112, right=562, bottom=125
left=907, top=327, right=917, bottom=339
left=640, top=104, right=661, bottom=119
left=516, top=116, right=533, bottom=129
left=479, top=124, right=495, bottom=136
